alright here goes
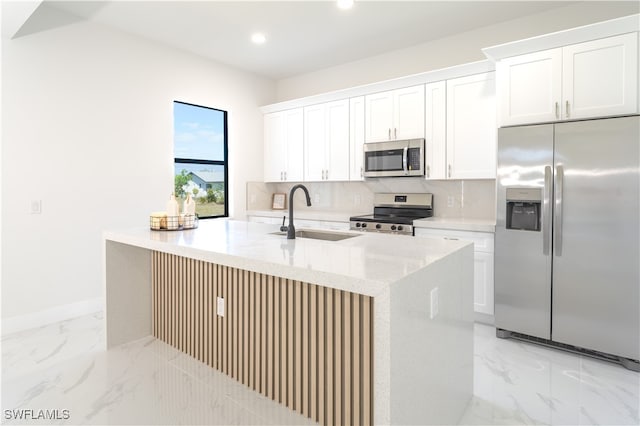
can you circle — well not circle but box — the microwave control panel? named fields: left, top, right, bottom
left=408, top=147, right=421, bottom=171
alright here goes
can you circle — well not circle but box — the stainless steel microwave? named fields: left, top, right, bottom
left=363, top=139, right=425, bottom=178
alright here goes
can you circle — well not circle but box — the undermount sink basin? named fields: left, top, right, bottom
left=270, top=229, right=360, bottom=242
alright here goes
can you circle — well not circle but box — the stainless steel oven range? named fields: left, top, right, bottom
left=350, top=193, right=433, bottom=236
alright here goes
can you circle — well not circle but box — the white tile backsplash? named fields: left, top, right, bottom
left=246, top=179, right=495, bottom=220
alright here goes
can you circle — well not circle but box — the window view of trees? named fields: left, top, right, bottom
left=173, top=101, right=228, bottom=218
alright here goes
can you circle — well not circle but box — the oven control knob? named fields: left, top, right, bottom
left=375, top=224, right=382, bottom=230
left=355, top=222, right=361, bottom=228
left=390, top=225, right=397, bottom=231
left=397, top=225, right=404, bottom=231
left=361, top=223, right=367, bottom=228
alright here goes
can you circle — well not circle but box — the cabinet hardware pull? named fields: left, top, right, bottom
left=426, top=165, right=430, bottom=178
left=394, top=128, right=397, bottom=139
left=280, top=171, right=283, bottom=181
left=360, top=166, right=363, bottom=177
left=448, top=164, right=452, bottom=178
left=284, top=171, right=287, bottom=181
left=388, top=128, right=391, bottom=140
left=555, top=102, right=559, bottom=119
left=326, top=169, right=329, bottom=180
left=565, top=100, right=570, bottom=118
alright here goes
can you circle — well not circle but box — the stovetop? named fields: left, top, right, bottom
left=348, top=214, right=418, bottom=225
left=349, top=193, right=434, bottom=235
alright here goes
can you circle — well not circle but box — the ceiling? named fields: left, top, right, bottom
left=6, top=1, right=612, bottom=80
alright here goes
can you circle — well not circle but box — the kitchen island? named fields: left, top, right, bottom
left=103, top=219, right=474, bottom=425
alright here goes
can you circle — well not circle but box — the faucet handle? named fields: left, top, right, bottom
left=280, top=216, right=288, bottom=232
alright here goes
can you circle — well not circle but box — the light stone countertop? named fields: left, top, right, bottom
left=104, top=219, right=471, bottom=297
left=246, top=209, right=364, bottom=223
left=413, top=216, right=496, bottom=233
left=248, top=209, right=496, bottom=233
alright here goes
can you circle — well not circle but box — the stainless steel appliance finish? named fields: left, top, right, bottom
left=350, top=193, right=433, bottom=235
left=495, top=115, right=640, bottom=370
left=363, top=139, right=425, bottom=177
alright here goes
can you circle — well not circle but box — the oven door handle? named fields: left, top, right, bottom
left=402, top=147, right=409, bottom=175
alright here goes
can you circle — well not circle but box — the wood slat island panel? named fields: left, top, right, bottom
left=151, top=251, right=373, bottom=426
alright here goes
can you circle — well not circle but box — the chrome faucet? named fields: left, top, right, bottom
left=284, top=184, right=312, bottom=239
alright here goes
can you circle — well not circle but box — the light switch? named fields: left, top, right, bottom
left=430, top=287, right=439, bottom=319
left=30, top=200, right=42, bottom=214
left=217, top=297, right=225, bottom=317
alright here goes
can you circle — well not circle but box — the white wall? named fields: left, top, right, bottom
left=1, top=20, right=275, bottom=325
left=276, top=2, right=639, bottom=101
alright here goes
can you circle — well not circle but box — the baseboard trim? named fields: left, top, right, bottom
left=474, top=312, right=495, bottom=325
left=1, top=298, right=104, bottom=336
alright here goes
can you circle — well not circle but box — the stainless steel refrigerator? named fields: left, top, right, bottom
left=495, top=115, right=639, bottom=371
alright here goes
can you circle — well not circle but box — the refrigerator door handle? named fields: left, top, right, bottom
left=555, top=164, right=564, bottom=256
left=543, top=165, right=552, bottom=255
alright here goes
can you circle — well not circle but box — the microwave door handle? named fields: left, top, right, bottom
left=402, top=147, right=408, bottom=175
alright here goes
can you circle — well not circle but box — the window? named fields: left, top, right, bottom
left=174, top=101, right=228, bottom=218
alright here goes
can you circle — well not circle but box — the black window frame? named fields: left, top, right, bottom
left=173, top=100, right=229, bottom=219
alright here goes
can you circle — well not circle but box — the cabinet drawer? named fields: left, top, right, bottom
left=414, top=228, right=494, bottom=253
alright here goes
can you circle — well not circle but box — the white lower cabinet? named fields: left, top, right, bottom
left=414, top=228, right=495, bottom=316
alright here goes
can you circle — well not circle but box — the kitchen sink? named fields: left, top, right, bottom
left=270, top=229, right=360, bottom=241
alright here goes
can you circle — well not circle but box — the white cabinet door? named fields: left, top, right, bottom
left=496, top=33, right=639, bottom=126
left=304, top=104, right=326, bottom=182
left=497, top=49, right=562, bottom=126
left=414, top=228, right=495, bottom=316
left=365, top=85, right=425, bottom=142
left=393, top=85, right=425, bottom=140
left=563, top=32, right=638, bottom=120
left=264, top=112, right=285, bottom=182
left=424, top=81, right=446, bottom=180
left=326, top=99, right=350, bottom=181
left=350, top=96, right=365, bottom=181
left=446, top=72, right=496, bottom=179
left=365, top=91, right=394, bottom=142
left=304, top=100, right=349, bottom=182
left=474, top=251, right=495, bottom=316
left=284, top=108, right=304, bottom=182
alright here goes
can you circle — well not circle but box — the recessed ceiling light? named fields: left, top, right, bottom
left=337, top=0, right=354, bottom=10
left=251, top=33, right=266, bottom=45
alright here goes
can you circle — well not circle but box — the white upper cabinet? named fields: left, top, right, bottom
left=264, top=108, right=303, bottom=182
left=364, top=91, right=394, bottom=142
left=365, top=85, right=425, bottom=142
left=394, top=86, right=426, bottom=140
left=304, top=104, right=326, bottom=182
left=497, top=33, right=638, bottom=126
left=264, top=112, right=284, bottom=182
left=446, top=72, right=496, bottom=179
left=349, top=96, right=365, bottom=181
left=497, top=49, right=562, bottom=126
left=424, top=81, right=446, bottom=180
left=563, top=33, right=638, bottom=120
left=326, top=100, right=350, bottom=181
left=304, top=99, right=350, bottom=182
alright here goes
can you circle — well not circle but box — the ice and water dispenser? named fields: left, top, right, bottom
left=505, top=188, right=541, bottom=231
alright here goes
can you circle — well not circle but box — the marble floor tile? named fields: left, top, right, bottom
left=462, top=323, right=640, bottom=426
left=2, top=314, right=638, bottom=425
